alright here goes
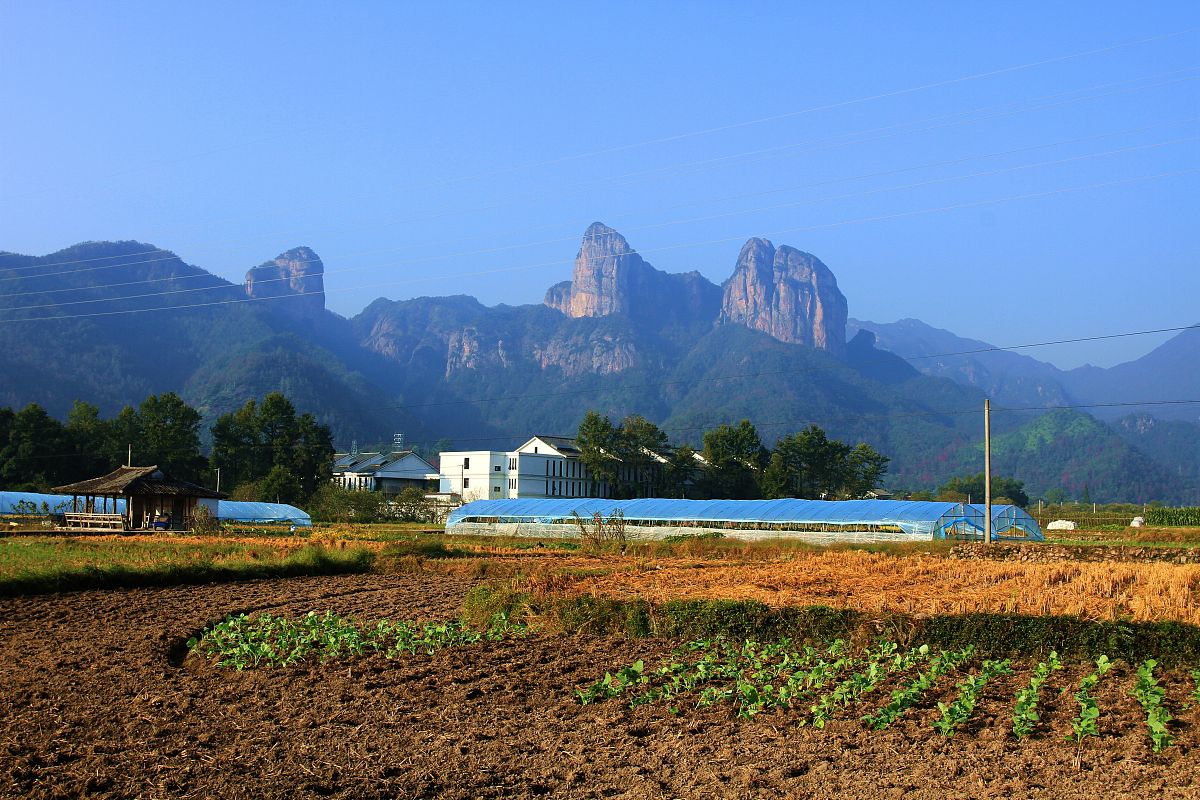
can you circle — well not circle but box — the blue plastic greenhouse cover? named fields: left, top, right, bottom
left=968, top=504, right=1044, bottom=541
left=0, top=491, right=310, bottom=527
left=447, top=498, right=986, bottom=539
left=215, top=501, right=311, bottom=527
left=0, top=491, right=93, bottom=515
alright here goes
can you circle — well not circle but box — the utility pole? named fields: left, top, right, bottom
left=984, top=399, right=992, bottom=545
left=127, top=444, right=132, bottom=467
left=215, top=467, right=221, bottom=494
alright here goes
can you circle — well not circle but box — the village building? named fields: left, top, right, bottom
left=436, top=435, right=696, bottom=502
left=330, top=450, right=439, bottom=494
left=53, top=465, right=225, bottom=532
left=438, top=436, right=609, bottom=502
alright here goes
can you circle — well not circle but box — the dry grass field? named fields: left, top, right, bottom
left=524, top=548, right=1200, bottom=624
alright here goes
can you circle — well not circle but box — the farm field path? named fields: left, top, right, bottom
left=1, top=573, right=1197, bottom=799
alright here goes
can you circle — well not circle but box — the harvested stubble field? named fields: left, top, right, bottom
left=2, top=569, right=1200, bottom=799
left=533, top=548, right=1200, bottom=624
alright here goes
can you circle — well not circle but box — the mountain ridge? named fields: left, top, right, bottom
left=0, top=227, right=1194, bottom=502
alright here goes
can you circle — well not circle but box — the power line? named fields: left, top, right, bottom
left=7, top=397, right=1199, bottom=464
left=7, top=108, right=1194, bottom=298
left=441, top=27, right=1200, bottom=181
left=4, top=60, right=1197, bottom=280
left=359, top=323, right=1200, bottom=414
left=5, top=131, right=1194, bottom=312
left=1, top=167, right=1195, bottom=324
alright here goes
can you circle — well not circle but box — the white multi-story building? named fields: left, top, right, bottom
left=331, top=450, right=439, bottom=494
left=438, top=436, right=613, bottom=502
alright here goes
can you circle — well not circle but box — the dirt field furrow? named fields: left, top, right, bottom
left=1, top=574, right=1197, bottom=799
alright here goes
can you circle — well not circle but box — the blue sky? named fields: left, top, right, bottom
left=1, top=2, right=1197, bottom=368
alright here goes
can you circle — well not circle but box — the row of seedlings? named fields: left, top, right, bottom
left=577, top=639, right=1196, bottom=752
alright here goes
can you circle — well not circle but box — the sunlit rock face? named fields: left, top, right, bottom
left=244, top=246, right=325, bottom=315
left=720, top=237, right=847, bottom=355
left=545, top=222, right=721, bottom=326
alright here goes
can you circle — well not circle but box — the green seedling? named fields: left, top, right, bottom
left=932, top=659, right=1012, bottom=736
left=1132, top=659, right=1173, bottom=753
left=1012, top=651, right=1062, bottom=738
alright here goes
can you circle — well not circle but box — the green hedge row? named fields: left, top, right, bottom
left=462, top=585, right=1200, bottom=666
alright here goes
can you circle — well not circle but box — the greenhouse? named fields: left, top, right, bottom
left=0, top=491, right=311, bottom=528
left=973, top=503, right=1043, bottom=541
left=446, top=498, right=1043, bottom=543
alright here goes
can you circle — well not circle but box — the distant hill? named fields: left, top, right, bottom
left=0, top=241, right=434, bottom=445
left=0, top=227, right=1193, bottom=502
left=1062, top=326, right=1200, bottom=422
left=845, top=317, right=1073, bottom=408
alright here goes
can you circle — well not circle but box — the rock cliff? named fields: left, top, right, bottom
left=719, top=238, right=846, bottom=355
left=244, top=246, right=325, bottom=315
left=545, top=222, right=721, bottom=327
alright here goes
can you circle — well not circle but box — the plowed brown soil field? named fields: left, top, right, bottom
left=2, top=573, right=1198, bottom=799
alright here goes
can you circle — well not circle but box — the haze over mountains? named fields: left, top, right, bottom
left=1, top=224, right=1196, bottom=503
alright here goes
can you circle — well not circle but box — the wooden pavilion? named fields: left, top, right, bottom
left=53, top=465, right=225, bottom=532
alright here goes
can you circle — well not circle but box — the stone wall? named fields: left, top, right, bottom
left=950, top=542, right=1200, bottom=565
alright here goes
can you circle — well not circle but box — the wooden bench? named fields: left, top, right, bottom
left=62, top=512, right=126, bottom=531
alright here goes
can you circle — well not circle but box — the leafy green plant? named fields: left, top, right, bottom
left=1131, top=659, right=1173, bottom=753
left=1066, top=655, right=1113, bottom=759
left=863, top=646, right=975, bottom=729
left=576, top=659, right=648, bottom=704
left=1011, top=651, right=1062, bottom=738
left=932, top=659, right=1012, bottom=736
left=809, top=643, right=931, bottom=728
left=188, top=611, right=523, bottom=669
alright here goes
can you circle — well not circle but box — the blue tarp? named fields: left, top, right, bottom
left=969, top=504, right=1044, bottom=541
left=447, top=498, right=1001, bottom=539
left=0, top=491, right=87, bottom=515
left=216, top=501, right=311, bottom=527
left=0, top=491, right=310, bottom=528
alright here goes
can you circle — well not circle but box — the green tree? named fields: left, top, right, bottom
left=617, top=414, right=670, bottom=497
left=662, top=444, right=699, bottom=498
left=845, top=443, right=890, bottom=499
left=258, top=465, right=303, bottom=505
left=64, top=401, right=111, bottom=483
left=210, top=393, right=333, bottom=503
left=0, top=404, right=70, bottom=490
left=937, top=472, right=1029, bottom=508
left=136, top=393, right=205, bottom=482
left=106, top=405, right=141, bottom=467
left=761, top=425, right=849, bottom=499
left=259, top=393, right=299, bottom=471
left=210, top=399, right=262, bottom=490
left=577, top=411, right=621, bottom=491
left=292, top=412, right=334, bottom=499
left=700, top=420, right=766, bottom=499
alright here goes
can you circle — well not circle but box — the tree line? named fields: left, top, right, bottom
left=0, top=392, right=333, bottom=505
left=575, top=412, right=890, bottom=501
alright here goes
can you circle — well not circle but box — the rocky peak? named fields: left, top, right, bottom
left=719, top=238, right=847, bottom=355
left=545, top=223, right=722, bottom=328
left=244, top=246, right=325, bottom=315
left=545, top=222, right=644, bottom=318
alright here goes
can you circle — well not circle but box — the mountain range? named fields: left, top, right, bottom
left=1, top=223, right=1195, bottom=503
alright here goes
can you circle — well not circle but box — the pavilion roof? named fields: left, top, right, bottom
left=53, top=465, right=225, bottom=499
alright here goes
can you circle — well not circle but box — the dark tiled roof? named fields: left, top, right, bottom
left=532, top=435, right=581, bottom=456
left=54, top=465, right=225, bottom=498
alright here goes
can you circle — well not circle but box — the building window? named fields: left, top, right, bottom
left=463, top=478, right=470, bottom=488
left=509, top=457, right=516, bottom=470
left=463, top=457, right=470, bottom=470
left=494, top=465, right=501, bottom=472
